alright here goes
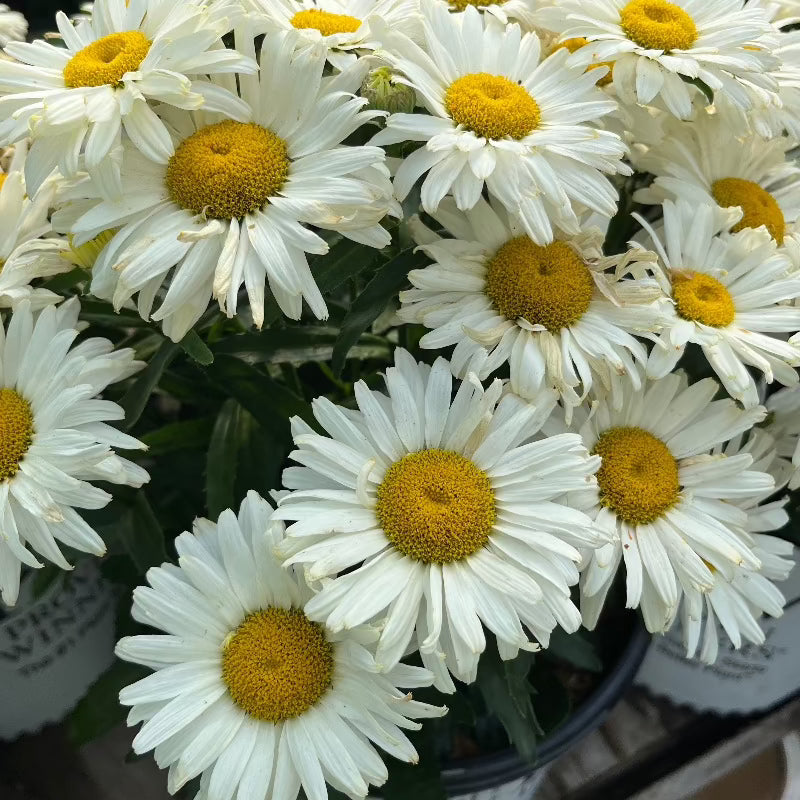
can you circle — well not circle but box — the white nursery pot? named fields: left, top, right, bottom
left=0, top=561, right=116, bottom=740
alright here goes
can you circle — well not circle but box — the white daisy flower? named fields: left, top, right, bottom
left=248, top=0, right=419, bottom=71
left=398, top=196, right=669, bottom=413
left=636, top=200, right=800, bottom=408
left=0, top=4, right=26, bottom=45
left=370, top=2, right=629, bottom=245
left=0, top=0, right=256, bottom=196
left=440, top=0, right=541, bottom=31
left=0, top=298, right=148, bottom=607
left=634, top=109, right=800, bottom=263
left=544, top=372, right=774, bottom=634
left=53, top=31, right=397, bottom=342
left=0, top=141, right=77, bottom=310
left=274, top=349, right=606, bottom=691
left=536, top=0, right=779, bottom=119
left=117, top=491, right=445, bottom=800
left=766, top=385, right=800, bottom=490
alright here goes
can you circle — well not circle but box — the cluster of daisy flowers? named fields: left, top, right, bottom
left=0, top=0, right=799, bottom=796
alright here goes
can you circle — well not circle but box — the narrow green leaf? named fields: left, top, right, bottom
left=382, top=727, right=447, bottom=800
left=179, top=329, right=214, bottom=365
left=125, top=491, right=168, bottom=573
left=120, top=338, right=181, bottom=430
left=206, top=398, right=244, bottom=518
left=313, top=238, right=384, bottom=295
left=546, top=628, right=603, bottom=673
left=331, top=248, right=424, bottom=375
left=141, top=417, right=215, bottom=456
left=79, top=300, right=152, bottom=328
left=682, top=74, right=714, bottom=104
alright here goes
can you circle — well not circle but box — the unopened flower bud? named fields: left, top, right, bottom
left=361, top=67, right=416, bottom=114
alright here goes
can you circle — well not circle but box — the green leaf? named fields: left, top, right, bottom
left=179, top=329, right=214, bottom=366
left=381, top=727, right=447, bottom=800
left=125, top=491, right=168, bottom=573
left=682, top=74, right=714, bottom=104
left=206, top=398, right=244, bottom=518
left=141, top=417, right=215, bottom=456
left=476, top=647, right=541, bottom=764
left=68, top=661, right=148, bottom=746
left=545, top=628, right=603, bottom=673
left=120, top=338, right=181, bottom=430
left=42, top=267, right=88, bottom=293
left=331, top=247, right=424, bottom=375
left=79, top=300, right=151, bottom=329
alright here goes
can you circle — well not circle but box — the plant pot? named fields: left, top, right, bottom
left=0, top=561, right=116, bottom=741
left=434, top=623, right=652, bottom=800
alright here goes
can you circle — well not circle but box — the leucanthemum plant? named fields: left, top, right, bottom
left=0, top=0, right=798, bottom=795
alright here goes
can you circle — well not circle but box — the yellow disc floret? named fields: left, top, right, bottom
left=619, top=0, right=697, bottom=51
left=484, top=237, right=594, bottom=331
left=0, top=174, right=6, bottom=191
left=711, top=177, right=786, bottom=244
left=555, top=37, right=614, bottom=86
left=221, top=607, right=334, bottom=722
left=165, top=121, right=290, bottom=220
left=672, top=271, right=735, bottom=328
left=0, top=389, right=34, bottom=482
left=376, top=449, right=496, bottom=564
left=445, top=73, right=541, bottom=140
left=63, top=31, right=151, bottom=89
left=290, top=9, right=361, bottom=35
left=593, top=426, right=680, bottom=525
left=447, top=0, right=506, bottom=10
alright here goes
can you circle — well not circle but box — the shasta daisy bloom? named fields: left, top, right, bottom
left=116, top=491, right=444, bottom=800
left=0, top=298, right=148, bottom=607
left=634, top=110, right=800, bottom=260
left=546, top=372, right=777, bottom=634
left=636, top=201, right=800, bottom=408
left=441, top=0, right=540, bottom=30
left=0, top=141, right=77, bottom=310
left=370, top=2, right=630, bottom=245
left=54, top=31, right=397, bottom=342
left=766, top=386, right=800, bottom=490
left=274, top=349, right=606, bottom=691
left=536, top=0, right=778, bottom=120
left=399, top=197, right=668, bottom=412
left=0, top=0, right=256, bottom=196
left=0, top=4, right=26, bottom=45
left=248, top=0, right=418, bottom=71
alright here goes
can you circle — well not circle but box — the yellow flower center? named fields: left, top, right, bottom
left=221, top=608, right=334, bottom=723
left=65, top=230, right=115, bottom=270
left=165, top=121, right=290, bottom=220
left=0, top=174, right=6, bottom=190
left=711, top=178, right=786, bottom=244
left=556, top=37, right=614, bottom=86
left=447, top=0, right=506, bottom=10
left=375, top=449, right=496, bottom=564
left=619, top=0, right=697, bottom=51
left=63, top=31, right=151, bottom=89
left=444, top=73, right=541, bottom=140
left=593, top=426, right=680, bottom=525
left=0, top=389, right=34, bottom=482
left=672, top=271, right=735, bottom=328
left=290, top=9, right=361, bottom=35
left=484, top=237, right=594, bottom=331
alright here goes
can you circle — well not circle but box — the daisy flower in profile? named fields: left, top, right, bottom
left=0, top=0, right=256, bottom=195
left=274, top=349, right=606, bottom=692
left=0, top=4, right=26, bottom=45
left=766, top=386, right=800, bottom=490
left=370, top=2, right=629, bottom=245
left=636, top=201, right=800, bottom=408
left=634, top=109, right=800, bottom=260
left=54, top=31, right=396, bottom=342
left=0, top=299, right=148, bottom=607
left=536, top=0, right=778, bottom=119
left=440, top=0, right=539, bottom=30
left=399, top=197, right=668, bottom=412
left=548, top=372, right=773, bottom=634
left=116, top=491, right=444, bottom=800
left=0, top=141, right=77, bottom=310
left=674, top=429, right=794, bottom=664
left=248, top=0, right=418, bottom=70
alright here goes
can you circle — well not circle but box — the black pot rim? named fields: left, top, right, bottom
left=439, top=622, right=652, bottom=795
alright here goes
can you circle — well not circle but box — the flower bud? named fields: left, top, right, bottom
left=361, top=67, right=416, bottom=114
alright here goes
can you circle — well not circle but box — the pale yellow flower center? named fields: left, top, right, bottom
left=445, top=73, right=541, bottom=140
left=711, top=177, right=786, bottom=244
left=619, top=0, right=697, bottom=51
left=0, top=389, right=34, bottom=482
left=447, top=0, right=506, bottom=10
left=65, top=230, right=115, bottom=270
left=556, top=37, right=614, bottom=86
left=63, top=31, right=151, bottom=88
left=376, top=449, right=496, bottom=564
left=221, top=608, right=334, bottom=722
left=165, top=121, right=290, bottom=220
left=672, top=271, right=735, bottom=328
left=290, top=9, right=361, bottom=35
left=484, top=237, right=594, bottom=331
left=593, top=426, right=680, bottom=525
